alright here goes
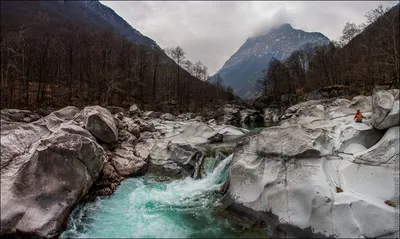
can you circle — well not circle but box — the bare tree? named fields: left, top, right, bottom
left=338, top=22, right=362, bottom=46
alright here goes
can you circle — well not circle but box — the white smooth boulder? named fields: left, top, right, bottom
left=354, top=126, right=399, bottom=166
left=112, top=156, right=147, bottom=177
left=241, top=125, right=334, bottom=158
left=1, top=107, right=105, bottom=238
left=372, top=90, right=400, bottom=129
left=224, top=116, right=398, bottom=238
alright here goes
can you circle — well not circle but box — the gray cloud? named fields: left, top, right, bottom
left=101, top=1, right=397, bottom=75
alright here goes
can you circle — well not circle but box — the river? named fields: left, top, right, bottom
left=61, top=153, right=270, bottom=238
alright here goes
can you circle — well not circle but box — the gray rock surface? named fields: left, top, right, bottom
left=372, top=90, right=399, bottom=129
left=224, top=93, right=399, bottom=238
left=1, top=107, right=105, bottom=238
left=160, top=113, right=175, bottom=121
left=83, top=106, right=118, bottom=144
left=129, top=104, right=142, bottom=116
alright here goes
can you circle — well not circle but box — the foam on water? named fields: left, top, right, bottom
left=61, top=155, right=262, bottom=238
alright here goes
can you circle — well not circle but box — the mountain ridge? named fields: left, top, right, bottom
left=0, top=0, right=159, bottom=48
left=211, top=23, right=330, bottom=98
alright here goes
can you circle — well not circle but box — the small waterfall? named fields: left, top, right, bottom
left=61, top=155, right=236, bottom=238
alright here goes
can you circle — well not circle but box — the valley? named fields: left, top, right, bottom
left=0, top=1, right=399, bottom=239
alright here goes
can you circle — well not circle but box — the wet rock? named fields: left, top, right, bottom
left=149, top=142, right=203, bottom=177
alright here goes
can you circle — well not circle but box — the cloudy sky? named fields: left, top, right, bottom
left=101, top=1, right=397, bottom=75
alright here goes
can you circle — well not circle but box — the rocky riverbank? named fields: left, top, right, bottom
left=1, top=88, right=398, bottom=238
left=222, top=89, right=400, bottom=238
left=0, top=103, right=252, bottom=238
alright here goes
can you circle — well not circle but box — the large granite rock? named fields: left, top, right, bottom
left=139, top=120, right=248, bottom=177
left=82, top=106, right=118, bottom=144
left=149, top=141, right=204, bottom=177
left=354, top=126, right=399, bottom=166
left=372, top=90, right=399, bottom=130
left=223, top=101, right=399, bottom=238
left=111, top=145, right=148, bottom=177
left=111, top=155, right=147, bottom=177
left=0, top=107, right=106, bottom=238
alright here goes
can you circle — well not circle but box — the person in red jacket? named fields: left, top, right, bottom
left=354, top=109, right=363, bottom=123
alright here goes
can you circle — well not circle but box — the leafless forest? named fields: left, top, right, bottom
left=1, top=10, right=236, bottom=113
left=256, top=4, right=399, bottom=102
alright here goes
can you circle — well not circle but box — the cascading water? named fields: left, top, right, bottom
left=61, top=154, right=266, bottom=238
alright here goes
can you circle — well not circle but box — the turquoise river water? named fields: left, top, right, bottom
left=61, top=155, right=269, bottom=238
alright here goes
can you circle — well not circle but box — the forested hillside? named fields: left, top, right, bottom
left=255, top=4, right=399, bottom=104
left=210, top=23, right=329, bottom=98
left=0, top=1, right=235, bottom=113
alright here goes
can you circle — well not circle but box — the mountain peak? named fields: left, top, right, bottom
left=268, top=23, right=294, bottom=34
left=278, top=23, right=293, bottom=30
left=211, top=24, right=330, bottom=98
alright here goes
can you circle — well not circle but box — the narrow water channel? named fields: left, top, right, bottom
left=61, top=154, right=269, bottom=238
